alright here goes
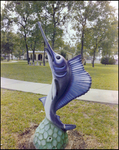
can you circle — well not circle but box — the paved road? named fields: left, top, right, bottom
left=1, top=77, right=118, bottom=104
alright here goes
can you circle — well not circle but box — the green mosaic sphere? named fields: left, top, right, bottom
left=33, top=117, right=68, bottom=149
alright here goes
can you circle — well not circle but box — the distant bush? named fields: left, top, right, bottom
left=108, top=57, right=116, bottom=64
left=101, top=57, right=116, bottom=65
left=1, top=57, right=4, bottom=61
left=60, top=50, right=67, bottom=59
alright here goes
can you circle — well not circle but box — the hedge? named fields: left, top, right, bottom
left=101, top=57, right=116, bottom=65
left=1, top=57, right=4, bottom=61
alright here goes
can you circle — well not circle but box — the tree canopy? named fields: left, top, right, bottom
left=1, top=1, right=118, bottom=67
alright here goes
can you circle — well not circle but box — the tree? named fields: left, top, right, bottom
left=2, top=1, right=44, bottom=64
left=84, top=1, right=118, bottom=67
left=99, top=19, right=118, bottom=57
left=1, top=1, right=74, bottom=65
left=71, top=1, right=97, bottom=60
left=31, top=1, right=66, bottom=64
left=1, top=30, right=14, bottom=61
left=60, top=50, right=67, bottom=59
left=71, top=1, right=117, bottom=67
left=44, top=1, right=73, bottom=50
left=12, top=33, right=25, bottom=59
left=1, top=6, right=14, bottom=61
left=27, top=23, right=43, bottom=65
left=34, top=1, right=73, bottom=64
left=31, top=1, right=48, bottom=66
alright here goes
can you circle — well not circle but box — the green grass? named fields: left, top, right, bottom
left=84, top=63, right=118, bottom=90
left=1, top=89, right=118, bottom=149
left=1, top=89, right=45, bottom=149
left=1, top=61, right=118, bottom=90
left=1, top=61, right=52, bottom=84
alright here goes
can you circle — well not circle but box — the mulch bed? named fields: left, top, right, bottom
left=17, top=124, right=87, bottom=149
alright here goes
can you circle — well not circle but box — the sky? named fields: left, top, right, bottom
left=1, top=1, right=118, bottom=46
left=1, top=1, right=118, bottom=10
left=1, top=1, right=118, bottom=13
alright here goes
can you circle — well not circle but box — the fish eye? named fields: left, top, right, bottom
left=56, top=56, right=61, bottom=60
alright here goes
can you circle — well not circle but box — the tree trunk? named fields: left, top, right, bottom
left=43, top=42, right=46, bottom=66
left=52, top=28, right=55, bottom=50
left=32, top=41, right=36, bottom=65
left=52, top=26, right=56, bottom=50
left=43, top=13, right=46, bottom=66
left=24, top=34, right=29, bottom=64
left=92, top=39, right=97, bottom=67
left=81, top=30, right=84, bottom=60
left=33, top=49, right=35, bottom=65
left=26, top=47, right=29, bottom=64
left=52, top=4, right=56, bottom=50
left=92, top=49, right=96, bottom=67
left=7, top=54, right=10, bottom=61
left=11, top=53, right=13, bottom=60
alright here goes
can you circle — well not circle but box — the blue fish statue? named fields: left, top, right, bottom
left=33, top=22, right=92, bottom=149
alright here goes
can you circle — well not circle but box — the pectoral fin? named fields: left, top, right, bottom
left=39, top=96, right=47, bottom=107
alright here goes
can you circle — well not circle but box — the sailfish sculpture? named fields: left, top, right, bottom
left=33, top=22, right=92, bottom=149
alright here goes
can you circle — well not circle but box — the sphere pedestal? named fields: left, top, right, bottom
left=33, top=117, right=68, bottom=149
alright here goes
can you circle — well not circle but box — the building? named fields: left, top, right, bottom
left=67, top=51, right=73, bottom=60
left=114, top=55, right=118, bottom=65
left=24, top=51, right=47, bottom=61
left=24, top=50, right=74, bottom=61
left=1, top=53, right=18, bottom=60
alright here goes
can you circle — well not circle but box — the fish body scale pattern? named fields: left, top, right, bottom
left=33, top=117, right=68, bottom=149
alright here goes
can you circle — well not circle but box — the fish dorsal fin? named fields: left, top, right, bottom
left=55, top=55, right=92, bottom=111
left=39, top=97, right=47, bottom=106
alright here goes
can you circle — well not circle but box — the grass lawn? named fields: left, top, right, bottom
left=1, top=89, right=118, bottom=149
left=1, top=61, right=118, bottom=90
left=1, top=61, right=52, bottom=84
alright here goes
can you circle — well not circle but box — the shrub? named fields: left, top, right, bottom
left=101, top=57, right=116, bottom=65
left=60, top=50, right=67, bottom=59
left=1, top=57, right=4, bottom=61
left=108, top=57, right=116, bottom=64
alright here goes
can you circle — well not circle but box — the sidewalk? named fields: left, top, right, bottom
left=1, top=77, right=118, bottom=104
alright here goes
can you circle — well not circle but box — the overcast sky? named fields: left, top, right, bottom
left=1, top=1, right=118, bottom=10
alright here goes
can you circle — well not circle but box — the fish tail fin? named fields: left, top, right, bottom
left=64, top=124, right=76, bottom=130
left=52, top=115, right=76, bottom=131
